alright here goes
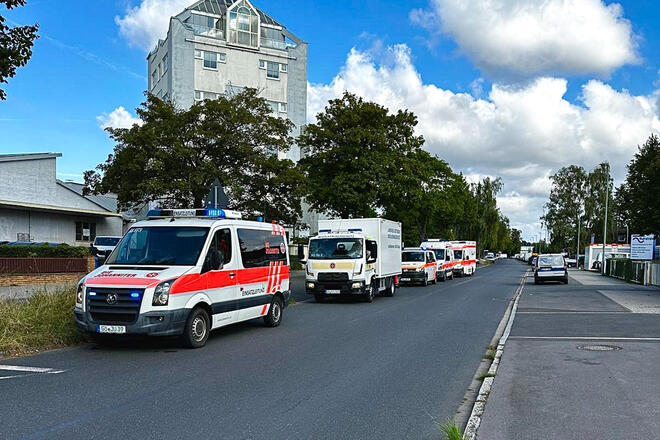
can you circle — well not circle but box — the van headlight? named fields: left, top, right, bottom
left=76, top=283, right=84, bottom=305
left=152, top=279, right=175, bottom=306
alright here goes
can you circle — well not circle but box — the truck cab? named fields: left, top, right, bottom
left=304, top=218, right=402, bottom=303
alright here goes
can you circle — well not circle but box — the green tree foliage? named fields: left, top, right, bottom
left=615, top=134, right=660, bottom=235
left=298, top=92, right=425, bottom=218
left=301, top=92, right=518, bottom=251
left=542, top=165, right=587, bottom=252
left=84, top=89, right=304, bottom=224
left=543, top=162, right=615, bottom=253
left=0, top=0, right=38, bottom=100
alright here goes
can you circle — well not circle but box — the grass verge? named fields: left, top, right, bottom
left=439, top=419, right=463, bottom=440
left=483, top=349, right=496, bottom=360
left=477, top=372, right=496, bottom=381
left=0, top=287, right=84, bottom=358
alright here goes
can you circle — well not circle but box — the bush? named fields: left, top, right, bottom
left=0, top=244, right=89, bottom=258
left=0, top=287, right=85, bottom=357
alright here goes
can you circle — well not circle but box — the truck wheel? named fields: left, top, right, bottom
left=382, top=279, right=395, bottom=297
left=364, top=283, right=375, bottom=302
left=182, top=307, right=210, bottom=349
left=314, top=294, right=325, bottom=303
left=263, top=296, right=283, bottom=327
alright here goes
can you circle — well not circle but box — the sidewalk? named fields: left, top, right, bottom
left=477, top=268, right=660, bottom=440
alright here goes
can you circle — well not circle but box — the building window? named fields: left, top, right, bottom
left=228, top=0, right=258, bottom=47
left=218, top=53, right=226, bottom=62
left=260, top=26, right=286, bottom=50
left=188, top=13, right=224, bottom=39
left=266, top=61, right=279, bottom=79
left=76, top=222, right=96, bottom=242
left=158, top=62, right=162, bottom=78
left=151, top=70, right=157, bottom=88
left=163, top=53, right=168, bottom=72
left=259, top=59, right=265, bottom=69
left=279, top=102, right=287, bottom=113
left=280, top=63, right=287, bottom=72
left=203, top=51, right=218, bottom=69
left=194, top=49, right=202, bottom=59
left=195, top=90, right=218, bottom=101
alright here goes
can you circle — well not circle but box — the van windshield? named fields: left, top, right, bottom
left=432, top=249, right=445, bottom=260
left=106, top=227, right=209, bottom=266
left=402, top=251, right=425, bottom=262
left=309, top=238, right=363, bottom=259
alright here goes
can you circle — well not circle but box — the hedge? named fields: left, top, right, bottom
left=0, top=244, right=90, bottom=258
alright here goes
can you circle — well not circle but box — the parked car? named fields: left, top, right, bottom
left=564, top=255, right=577, bottom=268
left=534, top=254, right=568, bottom=285
left=91, top=236, right=122, bottom=258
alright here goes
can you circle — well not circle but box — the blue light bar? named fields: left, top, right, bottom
left=204, top=208, right=226, bottom=218
left=130, top=292, right=141, bottom=299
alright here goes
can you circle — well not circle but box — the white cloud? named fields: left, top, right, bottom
left=115, top=0, right=190, bottom=52
left=97, top=107, right=143, bottom=129
left=307, top=44, right=660, bottom=239
left=423, top=0, right=639, bottom=78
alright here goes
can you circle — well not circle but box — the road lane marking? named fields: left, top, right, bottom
left=0, top=365, right=66, bottom=379
left=517, top=311, right=631, bottom=314
left=509, top=336, right=660, bottom=341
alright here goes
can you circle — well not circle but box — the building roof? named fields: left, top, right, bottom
left=185, top=0, right=283, bottom=27
left=0, top=152, right=62, bottom=163
left=58, top=181, right=119, bottom=214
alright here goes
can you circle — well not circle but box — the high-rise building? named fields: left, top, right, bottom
left=147, top=0, right=308, bottom=163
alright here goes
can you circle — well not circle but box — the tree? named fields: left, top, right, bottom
left=0, top=0, right=38, bottom=100
left=298, top=92, right=424, bottom=218
left=542, top=165, right=588, bottom=252
left=85, top=89, right=303, bottom=223
left=615, top=134, right=660, bottom=235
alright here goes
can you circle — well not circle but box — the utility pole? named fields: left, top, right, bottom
left=576, top=213, right=581, bottom=269
left=601, top=165, right=610, bottom=275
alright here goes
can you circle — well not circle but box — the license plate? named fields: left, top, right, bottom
left=97, top=325, right=126, bottom=334
left=325, top=289, right=341, bottom=294
left=400, top=278, right=410, bottom=281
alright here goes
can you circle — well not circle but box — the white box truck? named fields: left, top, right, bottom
left=304, top=218, right=402, bottom=302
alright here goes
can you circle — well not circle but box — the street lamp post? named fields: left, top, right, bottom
left=601, top=165, right=610, bottom=275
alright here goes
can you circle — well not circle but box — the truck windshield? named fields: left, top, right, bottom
left=106, top=227, right=209, bottom=266
left=402, top=251, right=425, bottom=262
left=309, top=238, right=363, bottom=259
left=432, top=249, right=445, bottom=260
left=94, top=237, right=121, bottom=246
left=454, top=250, right=463, bottom=260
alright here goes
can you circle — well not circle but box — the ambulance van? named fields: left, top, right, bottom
left=74, top=209, right=290, bottom=348
left=450, top=240, right=477, bottom=276
left=420, top=240, right=456, bottom=281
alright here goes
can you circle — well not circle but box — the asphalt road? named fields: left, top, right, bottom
left=0, top=260, right=525, bottom=440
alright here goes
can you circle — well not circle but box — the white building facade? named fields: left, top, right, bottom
left=147, top=0, right=308, bottom=163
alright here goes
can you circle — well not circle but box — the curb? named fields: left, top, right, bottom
left=462, top=269, right=528, bottom=440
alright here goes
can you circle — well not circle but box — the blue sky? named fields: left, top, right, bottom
left=1, top=0, right=659, bottom=239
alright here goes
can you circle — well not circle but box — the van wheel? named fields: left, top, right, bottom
left=264, top=296, right=283, bottom=327
left=314, top=294, right=325, bottom=303
left=563, top=276, right=569, bottom=284
left=364, top=283, right=375, bottom=302
left=182, top=307, right=210, bottom=349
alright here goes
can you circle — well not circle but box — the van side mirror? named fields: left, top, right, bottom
left=202, top=249, right=223, bottom=274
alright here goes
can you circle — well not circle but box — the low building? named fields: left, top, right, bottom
left=0, top=153, right=123, bottom=245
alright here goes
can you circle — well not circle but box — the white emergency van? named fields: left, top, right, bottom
left=400, top=248, right=437, bottom=285
left=304, top=218, right=402, bottom=302
left=420, top=240, right=455, bottom=281
left=450, top=240, right=477, bottom=276
left=74, top=209, right=290, bottom=348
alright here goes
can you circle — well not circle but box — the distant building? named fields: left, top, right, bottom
left=147, top=0, right=318, bottom=233
left=0, top=153, right=123, bottom=245
left=147, top=0, right=307, bottom=163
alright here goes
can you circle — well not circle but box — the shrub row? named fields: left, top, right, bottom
left=0, top=244, right=90, bottom=258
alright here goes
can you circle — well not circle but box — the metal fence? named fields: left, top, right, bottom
left=0, top=258, right=89, bottom=274
left=606, top=259, right=660, bottom=287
